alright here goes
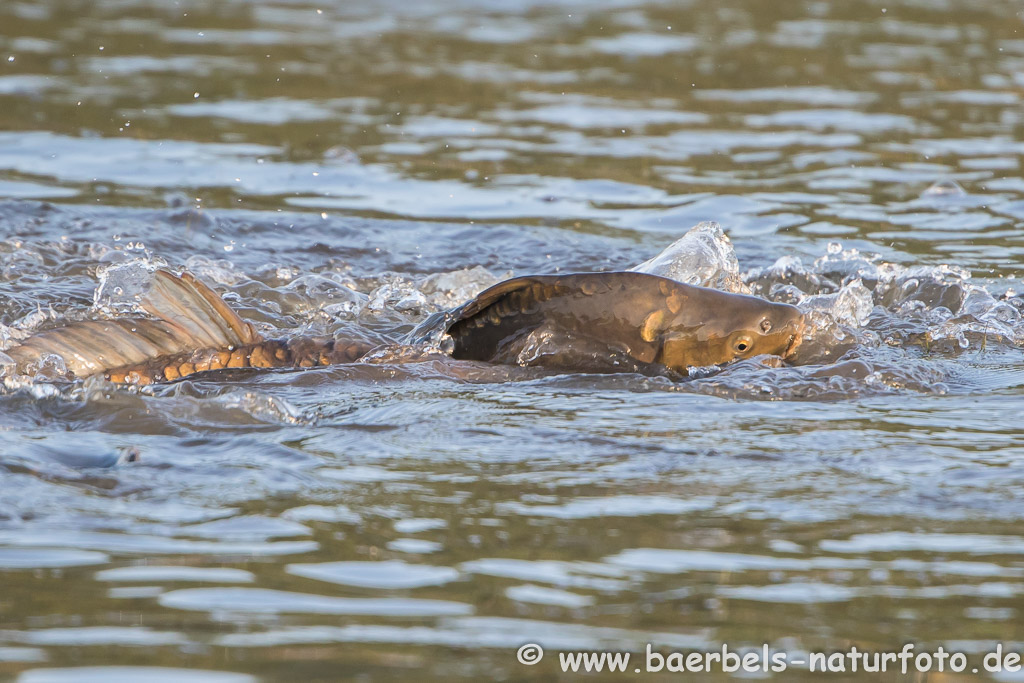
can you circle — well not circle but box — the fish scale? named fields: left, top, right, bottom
left=105, top=337, right=375, bottom=385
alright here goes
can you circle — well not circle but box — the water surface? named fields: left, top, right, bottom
left=1, top=0, right=1024, bottom=680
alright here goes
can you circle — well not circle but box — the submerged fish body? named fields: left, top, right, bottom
left=5, top=269, right=803, bottom=384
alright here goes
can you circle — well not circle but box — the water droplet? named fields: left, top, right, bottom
left=922, top=179, right=966, bottom=197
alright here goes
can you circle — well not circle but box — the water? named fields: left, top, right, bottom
left=1, top=0, right=1024, bottom=680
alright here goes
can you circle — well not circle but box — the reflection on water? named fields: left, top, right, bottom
left=2, top=0, right=1024, bottom=680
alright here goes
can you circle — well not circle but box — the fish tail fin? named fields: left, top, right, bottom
left=7, top=269, right=261, bottom=379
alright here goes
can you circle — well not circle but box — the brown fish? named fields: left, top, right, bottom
left=6, top=269, right=803, bottom=384
left=438, top=272, right=804, bottom=375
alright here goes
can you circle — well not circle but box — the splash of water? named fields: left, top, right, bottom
left=629, top=221, right=749, bottom=293
left=365, top=266, right=503, bottom=316
left=93, top=259, right=167, bottom=316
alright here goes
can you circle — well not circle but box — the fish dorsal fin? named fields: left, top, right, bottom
left=143, top=271, right=259, bottom=349
left=449, top=275, right=564, bottom=322
left=7, top=269, right=260, bottom=379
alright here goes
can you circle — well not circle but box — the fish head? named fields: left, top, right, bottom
left=655, top=288, right=805, bottom=371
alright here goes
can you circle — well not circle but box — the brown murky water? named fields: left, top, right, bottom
left=2, top=0, right=1024, bottom=680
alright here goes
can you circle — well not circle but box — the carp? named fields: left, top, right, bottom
left=6, top=269, right=804, bottom=384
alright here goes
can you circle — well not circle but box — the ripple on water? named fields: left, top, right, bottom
left=459, top=558, right=632, bottom=592
left=158, top=587, right=473, bottom=617
left=164, top=98, right=350, bottom=125
left=387, top=539, right=444, bottom=554
left=393, top=518, right=447, bottom=533
left=716, top=582, right=861, bottom=604
left=3, top=627, right=188, bottom=647
left=0, top=548, right=108, bottom=570
left=586, top=32, right=700, bottom=56
left=0, top=181, right=77, bottom=200
left=0, top=531, right=317, bottom=556
left=505, top=584, right=596, bottom=608
left=94, top=566, right=256, bottom=583
left=820, top=532, right=1024, bottom=554
left=0, top=648, right=47, bottom=663
left=319, top=466, right=416, bottom=483
left=494, top=104, right=709, bottom=128
left=693, top=86, right=877, bottom=106
left=180, top=515, right=310, bottom=541
left=604, top=548, right=871, bottom=573
left=281, top=504, right=363, bottom=524
left=286, top=560, right=461, bottom=589
left=496, top=495, right=715, bottom=519
left=16, top=668, right=255, bottom=683
left=216, top=616, right=710, bottom=651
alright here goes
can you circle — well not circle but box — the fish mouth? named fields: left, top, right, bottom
left=782, top=319, right=805, bottom=359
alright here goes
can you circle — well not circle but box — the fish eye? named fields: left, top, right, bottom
left=733, top=336, right=753, bottom=354
left=760, top=318, right=772, bottom=334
